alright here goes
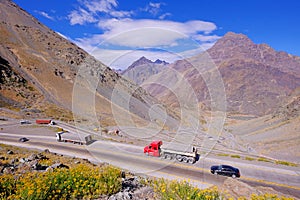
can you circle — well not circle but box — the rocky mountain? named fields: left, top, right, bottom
left=208, top=32, right=300, bottom=77
left=121, top=56, right=169, bottom=85
left=142, top=32, right=300, bottom=116
left=0, top=0, right=179, bottom=130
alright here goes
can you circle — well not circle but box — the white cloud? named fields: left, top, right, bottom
left=35, top=11, right=54, bottom=20
left=147, top=2, right=163, bottom=16
left=159, top=12, right=171, bottom=20
left=68, top=8, right=97, bottom=25
left=95, top=18, right=217, bottom=47
left=68, top=0, right=132, bottom=25
left=109, top=10, right=132, bottom=18
left=149, top=2, right=162, bottom=9
left=82, top=0, right=118, bottom=14
left=98, top=18, right=216, bottom=35
left=100, top=26, right=185, bottom=47
left=193, top=34, right=221, bottom=42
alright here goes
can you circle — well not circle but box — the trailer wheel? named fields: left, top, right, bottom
left=164, top=154, right=172, bottom=160
left=176, top=155, right=183, bottom=162
left=187, top=158, right=195, bottom=164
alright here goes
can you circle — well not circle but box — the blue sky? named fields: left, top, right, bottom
left=12, top=0, right=300, bottom=69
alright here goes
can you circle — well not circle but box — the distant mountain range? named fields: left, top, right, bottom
left=121, top=56, right=168, bottom=85
left=122, top=32, right=300, bottom=116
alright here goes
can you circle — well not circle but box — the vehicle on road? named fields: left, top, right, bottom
left=19, top=137, right=29, bottom=142
left=20, top=120, right=30, bottom=124
left=36, top=119, right=55, bottom=125
left=144, top=140, right=199, bottom=164
left=210, top=164, right=240, bottom=178
left=56, top=131, right=93, bottom=145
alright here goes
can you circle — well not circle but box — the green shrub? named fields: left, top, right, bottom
left=275, top=160, right=297, bottom=167
left=245, top=157, right=255, bottom=161
left=230, top=154, right=241, bottom=159
left=257, top=157, right=272, bottom=163
left=217, top=153, right=229, bottom=157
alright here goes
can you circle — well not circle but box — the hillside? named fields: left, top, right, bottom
left=0, top=0, right=179, bottom=130
left=142, top=32, right=300, bottom=116
left=224, top=96, right=300, bottom=162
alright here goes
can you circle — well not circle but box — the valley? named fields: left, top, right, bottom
left=0, top=0, right=299, bottom=199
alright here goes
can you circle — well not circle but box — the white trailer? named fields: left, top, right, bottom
left=56, top=131, right=93, bottom=145
left=161, top=146, right=198, bottom=164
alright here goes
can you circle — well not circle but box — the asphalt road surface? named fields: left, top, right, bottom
left=0, top=120, right=299, bottom=198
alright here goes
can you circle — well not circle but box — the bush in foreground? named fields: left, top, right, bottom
left=0, top=164, right=121, bottom=199
left=151, top=178, right=221, bottom=200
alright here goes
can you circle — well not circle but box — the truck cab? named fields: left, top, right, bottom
left=144, top=140, right=162, bottom=157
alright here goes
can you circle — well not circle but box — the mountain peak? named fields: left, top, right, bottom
left=154, top=59, right=169, bottom=65
left=223, top=31, right=249, bottom=38
left=126, top=56, right=152, bottom=70
left=212, top=32, right=254, bottom=49
left=126, top=56, right=169, bottom=72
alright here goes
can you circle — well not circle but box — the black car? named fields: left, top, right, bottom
left=19, top=137, right=29, bottom=142
left=210, top=164, right=240, bottom=178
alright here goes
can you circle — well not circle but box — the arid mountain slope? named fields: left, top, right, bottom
left=142, top=32, right=300, bottom=116
left=0, top=0, right=179, bottom=130
left=224, top=95, right=300, bottom=162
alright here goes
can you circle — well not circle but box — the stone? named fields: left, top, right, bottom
left=0, top=156, right=6, bottom=160
left=44, top=149, right=50, bottom=153
left=50, top=163, right=69, bottom=169
left=19, top=158, right=27, bottom=163
left=27, top=154, right=38, bottom=161
left=7, top=150, right=13, bottom=155
left=3, top=167, right=14, bottom=174
left=10, top=158, right=18, bottom=165
left=108, top=191, right=132, bottom=200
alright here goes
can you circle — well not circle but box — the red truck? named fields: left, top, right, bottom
left=144, top=140, right=198, bottom=164
left=36, top=119, right=55, bottom=125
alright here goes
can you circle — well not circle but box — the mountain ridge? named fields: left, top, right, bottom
left=139, top=32, right=300, bottom=116
left=208, top=32, right=300, bottom=77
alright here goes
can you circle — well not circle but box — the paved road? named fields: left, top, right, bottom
left=1, top=121, right=300, bottom=198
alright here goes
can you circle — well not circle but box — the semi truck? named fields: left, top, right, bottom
left=36, top=119, right=55, bottom=125
left=56, top=131, right=93, bottom=145
left=144, top=140, right=199, bottom=164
